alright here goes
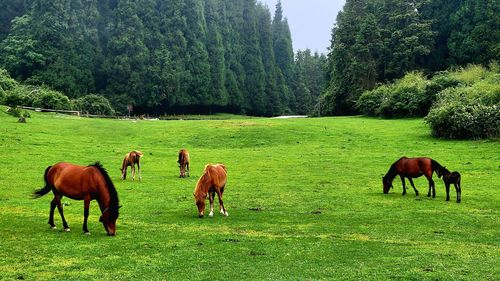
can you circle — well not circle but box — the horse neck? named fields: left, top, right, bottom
left=384, top=164, right=397, bottom=182
left=194, top=177, right=208, bottom=200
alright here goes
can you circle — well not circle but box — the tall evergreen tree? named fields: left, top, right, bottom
left=271, top=0, right=295, bottom=113
left=447, top=0, right=500, bottom=65
left=102, top=0, right=149, bottom=111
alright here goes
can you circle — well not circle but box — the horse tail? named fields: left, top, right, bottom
left=431, top=159, right=444, bottom=177
left=32, top=166, right=53, bottom=199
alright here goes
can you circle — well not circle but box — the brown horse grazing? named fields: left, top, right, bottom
left=436, top=167, right=462, bottom=203
left=177, top=149, right=190, bottom=178
left=383, top=157, right=445, bottom=198
left=33, top=162, right=120, bottom=236
left=193, top=164, right=228, bottom=218
left=120, top=150, right=143, bottom=181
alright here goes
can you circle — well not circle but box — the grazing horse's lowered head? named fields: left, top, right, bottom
left=193, top=164, right=228, bottom=218
left=120, top=150, right=143, bottom=181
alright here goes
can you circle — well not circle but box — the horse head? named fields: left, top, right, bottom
left=99, top=206, right=120, bottom=236
left=382, top=176, right=393, bottom=194
left=193, top=192, right=205, bottom=218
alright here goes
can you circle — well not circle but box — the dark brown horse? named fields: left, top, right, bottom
left=177, top=149, right=190, bottom=178
left=383, top=157, right=445, bottom=198
left=436, top=167, right=462, bottom=203
left=120, top=150, right=143, bottom=181
left=33, top=162, right=120, bottom=236
left=193, top=164, right=228, bottom=218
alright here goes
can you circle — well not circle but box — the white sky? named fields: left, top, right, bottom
left=259, top=0, right=346, bottom=54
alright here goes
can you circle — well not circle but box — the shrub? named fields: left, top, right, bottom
left=32, top=88, right=71, bottom=110
left=0, top=68, right=17, bottom=92
left=360, top=72, right=430, bottom=118
left=356, top=85, right=388, bottom=116
left=425, top=83, right=500, bottom=139
left=74, top=94, right=115, bottom=116
left=450, top=64, right=489, bottom=85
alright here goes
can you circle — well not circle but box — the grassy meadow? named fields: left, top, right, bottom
left=0, top=106, right=498, bottom=280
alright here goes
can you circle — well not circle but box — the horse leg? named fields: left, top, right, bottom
left=55, top=195, right=70, bottom=231
left=400, top=176, right=406, bottom=195
left=407, top=178, right=419, bottom=197
left=137, top=162, right=142, bottom=181
left=122, top=166, right=127, bottom=180
left=131, top=164, right=136, bottom=181
left=208, top=191, right=215, bottom=217
left=217, top=187, right=228, bottom=216
left=187, top=163, right=190, bottom=177
left=48, top=197, right=57, bottom=229
left=445, top=182, right=450, bottom=201
left=456, top=180, right=461, bottom=203
left=83, top=198, right=90, bottom=234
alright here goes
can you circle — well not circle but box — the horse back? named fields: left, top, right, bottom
left=204, top=164, right=227, bottom=188
left=178, top=149, right=189, bottom=165
left=396, top=157, right=432, bottom=177
left=48, top=163, right=104, bottom=199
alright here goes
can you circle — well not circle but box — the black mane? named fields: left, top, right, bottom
left=90, top=162, right=120, bottom=219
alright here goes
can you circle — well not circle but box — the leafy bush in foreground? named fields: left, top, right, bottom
left=425, top=80, right=500, bottom=139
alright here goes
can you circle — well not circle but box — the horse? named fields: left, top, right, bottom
left=120, top=150, right=143, bottom=181
left=382, top=157, right=445, bottom=198
left=436, top=167, right=462, bottom=203
left=177, top=149, right=190, bottom=178
left=32, top=162, right=120, bottom=236
left=193, top=164, right=228, bottom=218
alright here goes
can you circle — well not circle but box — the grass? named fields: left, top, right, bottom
left=0, top=106, right=498, bottom=280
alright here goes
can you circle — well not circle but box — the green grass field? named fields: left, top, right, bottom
left=0, top=106, right=498, bottom=280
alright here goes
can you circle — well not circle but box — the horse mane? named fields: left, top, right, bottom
left=384, top=161, right=398, bottom=182
left=194, top=164, right=210, bottom=197
left=90, top=162, right=120, bottom=219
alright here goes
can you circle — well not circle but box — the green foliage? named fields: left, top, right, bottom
left=425, top=75, right=500, bottom=139
left=324, top=0, right=498, bottom=116
left=5, top=106, right=29, bottom=118
left=74, top=94, right=115, bottom=116
left=323, top=0, right=434, bottom=115
left=356, top=84, right=388, bottom=116
left=357, top=72, right=431, bottom=118
left=32, top=88, right=71, bottom=110
left=0, top=0, right=302, bottom=116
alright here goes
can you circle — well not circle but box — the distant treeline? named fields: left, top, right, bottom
left=322, top=0, right=499, bottom=115
left=0, top=0, right=326, bottom=116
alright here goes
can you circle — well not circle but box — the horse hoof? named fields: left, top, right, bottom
left=64, top=228, right=71, bottom=232
left=50, top=226, right=57, bottom=230
left=209, top=213, right=213, bottom=217
left=84, top=232, right=91, bottom=236
left=224, top=212, right=229, bottom=217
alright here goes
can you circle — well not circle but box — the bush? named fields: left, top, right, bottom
left=74, top=94, right=115, bottom=116
left=0, top=68, right=17, bottom=92
left=32, top=88, right=71, bottom=110
left=356, top=85, right=387, bottom=116
left=357, top=72, right=430, bottom=118
left=425, top=83, right=500, bottom=139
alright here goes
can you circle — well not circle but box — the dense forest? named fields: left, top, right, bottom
left=0, top=0, right=326, bottom=116
left=0, top=0, right=498, bottom=118
left=323, top=0, right=499, bottom=115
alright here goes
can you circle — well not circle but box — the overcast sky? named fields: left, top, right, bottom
left=259, top=0, right=346, bottom=54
